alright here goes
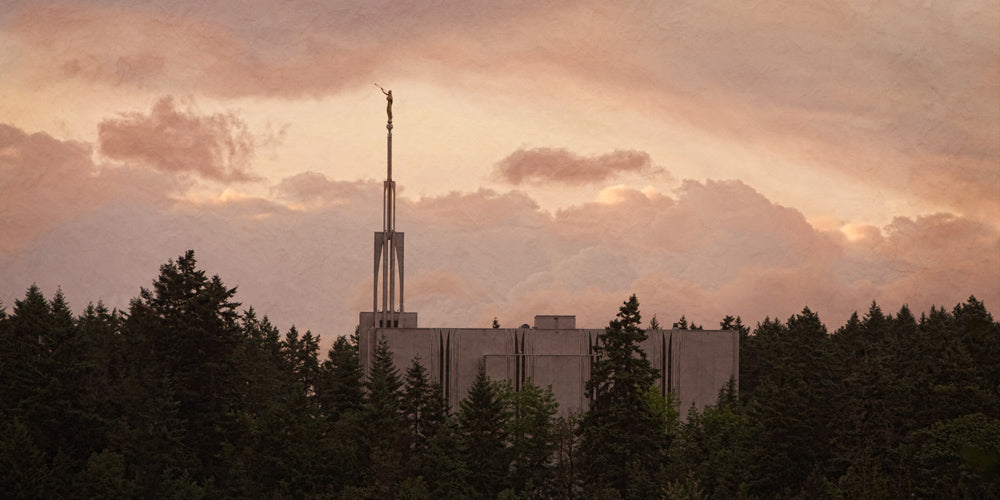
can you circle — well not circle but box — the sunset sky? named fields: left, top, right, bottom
left=2, top=1, right=998, bottom=346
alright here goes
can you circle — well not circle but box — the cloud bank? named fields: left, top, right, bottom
left=5, top=1, right=996, bottom=225
left=1, top=1, right=996, bottom=351
left=3, top=162, right=995, bottom=350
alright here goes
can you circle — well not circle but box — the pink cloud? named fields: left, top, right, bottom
left=7, top=1, right=995, bottom=227
left=0, top=123, right=182, bottom=254
left=99, top=97, right=262, bottom=183
left=2, top=172, right=997, bottom=352
left=406, top=188, right=546, bottom=229
left=6, top=3, right=381, bottom=98
left=495, top=180, right=997, bottom=329
left=3, top=0, right=996, bottom=351
left=273, top=172, right=378, bottom=208
left=493, top=148, right=663, bottom=185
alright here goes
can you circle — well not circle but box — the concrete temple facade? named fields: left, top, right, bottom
left=358, top=97, right=738, bottom=416
left=359, top=313, right=739, bottom=417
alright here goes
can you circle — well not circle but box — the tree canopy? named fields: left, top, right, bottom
left=1, top=252, right=996, bottom=498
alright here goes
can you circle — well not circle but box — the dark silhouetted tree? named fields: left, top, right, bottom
left=402, top=356, right=447, bottom=458
left=362, top=335, right=407, bottom=497
left=580, top=294, right=666, bottom=498
left=504, top=379, right=559, bottom=497
left=316, top=334, right=363, bottom=422
left=457, top=366, right=510, bottom=498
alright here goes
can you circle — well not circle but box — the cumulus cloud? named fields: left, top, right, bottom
left=0, top=125, right=95, bottom=253
left=273, top=172, right=377, bottom=208
left=0, top=123, right=182, bottom=254
left=99, top=97, right=262, bottom=183
left=486, top=181, right=998, bottom=329
left=549, top=179, right=834, bottom=275
left=2, top=168, right=997, bottom=352
left=493, top=148, right=664, bottom=185
left=406, top=188, right=545, bottom=228
left=871, top=214, right=1000, bottom=303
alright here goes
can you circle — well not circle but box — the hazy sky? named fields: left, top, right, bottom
left=2, top=1, right=998, bottom=345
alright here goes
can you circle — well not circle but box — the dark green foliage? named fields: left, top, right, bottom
left=364, top=336, right=405, bottom=447
left=0, top=419, right=50, bottom=498
left=419, top=416, right=473, bottom=498
left=402, top=356, right=447, bottom=456
left=280, top=325, right=321, bottom=391
left=580, top=294, right=667, bottom=499
left=675, top=314, right=689, bottom=330
left=1, top=285, right=49, bottom=416
left=674, top=314, right=704, bottom=330
left=503, top=379, right=559, bottom=497
left=908, top=413, right=1000, bottom=498
left=2, top=254, right=997, bottom=498
left=746, top=307, right=841, bottom=495
left=550, top=413, right=583, bottom=498
left=313, top=333, right=366, bottom=492
left=316, top=334, right=363, bottom=422
left=121, top=250, right=244, bottom=490
left=74, top=449, right=138, bottom=498
left=457, top=366, right=511, bottom=498
left=0, top=253, right=351, bottom=497
left=362, top=335, right=407, bottom=497
left=736, top=297, right=1000, bottom=498
left=667, top=380, right=751, bottom=499
left=719, top=314, right=749, bottom=335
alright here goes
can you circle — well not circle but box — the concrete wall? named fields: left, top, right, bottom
left=665, top=329, right=740, bottom=419
left=359, top=315, right=738, bottom=417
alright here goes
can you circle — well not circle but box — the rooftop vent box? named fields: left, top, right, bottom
left=533, top=315, right=576, bottom=330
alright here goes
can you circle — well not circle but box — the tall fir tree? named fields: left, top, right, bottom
left=401, top=356, right=447, bottom=457
left=121, top=250, right=243, bottom=492
left=419, top=417, right=473, bottom=498
left=316, top=334, right=364, bottom=422
left=745, top=307, right=841, bottom=496
left=280, top=326, right=321, bottom=393
left=457, top=366, right=511, bottom=499
left=362, top=335, right=407, bottom=496
left=580, top=294, right=667, bottom=499
left=314, top=332, right=367, bottom=492
left=504, top=379, right=559, bottom=497
left=2, top=285, right=50, bottom=416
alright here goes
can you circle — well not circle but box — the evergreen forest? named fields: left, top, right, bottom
left=1, top=251, right=998, bottom=498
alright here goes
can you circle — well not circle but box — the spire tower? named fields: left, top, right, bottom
left=373, top=87, right=405, bottom=328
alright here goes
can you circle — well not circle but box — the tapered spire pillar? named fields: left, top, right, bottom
left=373, top=116, right=405, bottom=328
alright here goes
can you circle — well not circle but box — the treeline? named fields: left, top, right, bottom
left=1, top=251, right=998, bottom=498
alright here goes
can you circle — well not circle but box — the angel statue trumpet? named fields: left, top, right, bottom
left=374, top=83, right=392, bottom=123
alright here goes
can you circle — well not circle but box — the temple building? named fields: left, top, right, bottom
left=358, top=97, right=738, bottom=416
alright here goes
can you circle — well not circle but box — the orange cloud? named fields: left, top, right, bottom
left=99, top=97, right=262, bottom=183
left=493, top=148, right=663, bottom=185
